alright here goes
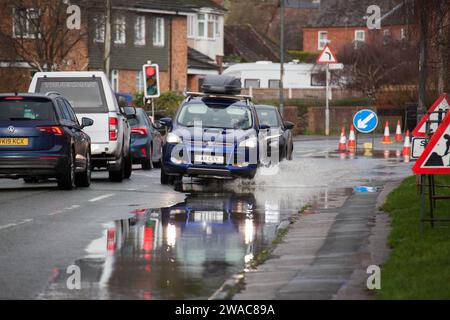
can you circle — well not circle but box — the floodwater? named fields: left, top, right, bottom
left=38, top=140, right=412, bottom=300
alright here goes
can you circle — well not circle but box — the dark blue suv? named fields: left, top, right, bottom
left=0, top=93, right=93, bottom=190
left=159, top=76, right=264, bottom=184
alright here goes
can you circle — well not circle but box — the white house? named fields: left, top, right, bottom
left=186, top=3, right=226, bottom=63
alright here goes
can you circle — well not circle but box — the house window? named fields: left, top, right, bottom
left=153, top=17, right=165, bottom=46
left=318, top=31, right=328, bottom=50
left=197, top=14, right=206, bottom=38
left=111, top=70, right=119, bottom=92
left=401, top=28, right=406, bottom=40
left=114, top=16, right=126, bottom=44
left=136, top=70, right=144, bottom=92
left=134, top=16, right=146, bottom=46
left=355, top=30, right=365, bottom=42
left=207, top=14, right=215, bottom=39
left=244, top=79, right=260, bottom=88
left=268, top=80, right=280, bottom=89
left=13, top=8, right=39, bottom=39
left=214, top=15, right=221, bottom=38
left=93, top=17, right=105, bottom=43
left=187, top=14, right=195, bottom=38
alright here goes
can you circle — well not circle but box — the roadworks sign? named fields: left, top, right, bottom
left=413, top=111, right=450, bottom=174
left=412, top=93, right=450, bottom=137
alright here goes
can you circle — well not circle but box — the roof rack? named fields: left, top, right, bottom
left=45, top=92, right=61, bottom=97
left=184, top=91, right=253, bottom=104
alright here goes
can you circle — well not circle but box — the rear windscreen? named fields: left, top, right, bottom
left=0, top=98, right=55, bottom=121
left=36, top=78, right=107, bottom=113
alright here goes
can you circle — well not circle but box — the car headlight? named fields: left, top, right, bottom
left=239, top=136, right=258, bottom=148
left=166, top=132, right=182, bottom=144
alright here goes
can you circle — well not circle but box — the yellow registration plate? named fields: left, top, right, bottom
left=0, top=137, right=29, bottom=146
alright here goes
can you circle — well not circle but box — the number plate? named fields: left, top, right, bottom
left=194, top=211, right=224, bottom=223
left=0, top=137, right=29, bottom=146
left=194, top=154, right=224, bottom=164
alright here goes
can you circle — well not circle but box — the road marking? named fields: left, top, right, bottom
left=48, top=205, right=81, bottom=216
left=89, top=194, right=114, bottom=202
left=0, top=219, right=33, bottom=231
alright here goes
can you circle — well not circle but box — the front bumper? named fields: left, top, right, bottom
left=162, top=143, right=258, bottom=179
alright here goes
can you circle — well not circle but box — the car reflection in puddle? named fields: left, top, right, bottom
left=39, top=193, right=283, bottom=300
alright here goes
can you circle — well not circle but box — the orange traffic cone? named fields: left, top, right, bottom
left=348, top=124, right=356, bottom=149
left=402, top=130, right=411, bottom=157
left=338, top=127, right=347, bottom=152
left=395, top=120, right=403, bottom=142
left=381, top=121, right=392, bottom=144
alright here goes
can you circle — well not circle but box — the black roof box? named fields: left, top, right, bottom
left=201, top=75, right=242, bottom=95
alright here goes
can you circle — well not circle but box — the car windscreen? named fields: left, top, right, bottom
left=0, top=97, right=55, bottom=121
left=36, top=79, right=107, bottom=113
left=177, top=101, right=253, bottom=130
left=256, top=108, right=281, bottom=127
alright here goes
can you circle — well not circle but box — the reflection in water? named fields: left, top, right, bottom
left=40, top=192, right=288, bottom=300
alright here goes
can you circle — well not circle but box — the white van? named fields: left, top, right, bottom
left=29, top=71, right=133, bottom=182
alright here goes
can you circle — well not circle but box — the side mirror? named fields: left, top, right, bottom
left=259, top=124, right=270, bottom=130
left=81, top=117, right=94, bottom=128
left=121, top=106, right=137, bottom=119
left=159, top=117, right=173, bottom=128
left=284, top=121, right=295, bottom=130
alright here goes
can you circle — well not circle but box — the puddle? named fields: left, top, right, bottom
left=39, top=192, right=294, bottom=300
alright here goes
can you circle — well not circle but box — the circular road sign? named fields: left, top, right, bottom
left=353, top=109, right=378, bottom=134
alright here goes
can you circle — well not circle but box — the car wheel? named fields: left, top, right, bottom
left=141, top=145, right=153, bottom=171
left=288, top=143, right=294, bottom=161
left=124, top=152, right=132, bottom=179
left=152, top=145, right=162, bottom=168
left=75, top=152, right=91, bottom=188
left=160, top=162, right=170, bottom=185
left=57, top=149, right=76, bottom=190
left=109, top=156, right=125, bottom=182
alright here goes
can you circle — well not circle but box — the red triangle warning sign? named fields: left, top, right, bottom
left=413, top=111, right=450, bottom=174
left=316, top=45, right=338, bottom=64
left=412, top=93, right=450, bottom=137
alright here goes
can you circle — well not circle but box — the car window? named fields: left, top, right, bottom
left=257, top=108, right=281, bottom=127
left=64, top=100, right=79, bottom=125
left=57, top=99, right=71, bottom=121
left=36, top=78, right=107, bottom=113
left=177, top=101, right=253, bottom=130
left=0, top=97, right=55, bottom=121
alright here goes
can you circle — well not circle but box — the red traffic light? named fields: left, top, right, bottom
left=145, top=66, right=156, bottom=77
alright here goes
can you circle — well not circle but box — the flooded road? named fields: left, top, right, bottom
left=0, top=137, right=412, bottom=299
left=39, top=190, right=295, bottom=299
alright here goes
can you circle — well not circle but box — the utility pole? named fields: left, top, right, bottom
left=279, top=0, right=285, bottom=116
left=104, top=0, right=112, bottom=78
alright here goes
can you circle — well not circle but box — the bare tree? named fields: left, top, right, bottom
left=0, top=0, right=89, bottom=72
left=339, top=35, right=418, bottom=104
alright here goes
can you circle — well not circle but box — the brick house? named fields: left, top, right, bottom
left=303, top=0, right=410, bottom=54
left=0, top=0, right=225, bottom=95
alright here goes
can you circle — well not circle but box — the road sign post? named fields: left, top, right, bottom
left=317, top=45, right=338, bottom=136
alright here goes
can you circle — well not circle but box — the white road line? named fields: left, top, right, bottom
left=0, top=219, right=33, bottom=231
left=89, top=194, right=114, bottom=203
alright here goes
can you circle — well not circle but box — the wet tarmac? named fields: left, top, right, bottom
left=30, top=138, right=412, bottom=300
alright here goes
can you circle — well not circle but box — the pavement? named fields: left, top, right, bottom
left=0, top=136, right=412, bottom=300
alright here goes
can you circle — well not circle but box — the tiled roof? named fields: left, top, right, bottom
left=188, top=47, right=219, bottom=71
left=307, top=0, right=407, bottom=28
left=225, top=25, right=290, bottom=63
left=134, top=0, right=226, bottom=13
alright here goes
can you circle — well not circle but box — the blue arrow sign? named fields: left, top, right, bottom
left=353, top=109, right=378, bottom=133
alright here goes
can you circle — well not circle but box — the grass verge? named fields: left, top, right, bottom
left=379, top=175, right=450, bottom=299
